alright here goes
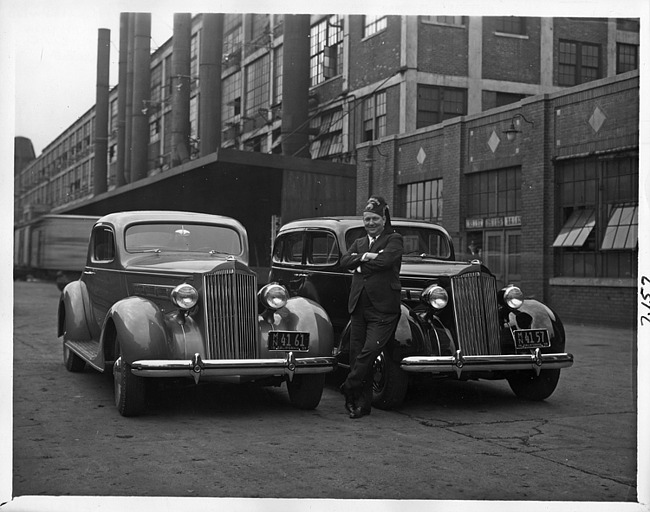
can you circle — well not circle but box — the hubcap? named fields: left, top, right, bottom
left=113, top=356, right=122, bottom=406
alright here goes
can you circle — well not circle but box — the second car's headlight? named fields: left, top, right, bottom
left=171, top=283, right=199, bottom=310
left=259, top=283, right=288, bottom=310
left=422, top=284, right=448, bottom=310
left=502, top=284, right=524, bottom=309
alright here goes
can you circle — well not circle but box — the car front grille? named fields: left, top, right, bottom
left=451, top=271, right=501, bottom=356
left=203, top=268, right=258, bottom=359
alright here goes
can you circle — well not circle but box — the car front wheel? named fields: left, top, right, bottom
left=372, top=351, right=409, bottom=410
left=287, top=374, right=326, bottom=409
left=113, top=355, right=147, bottom=417
left=507, top=368, right=561, bottom=401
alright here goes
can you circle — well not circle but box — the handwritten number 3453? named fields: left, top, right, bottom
left=642, top=276, right=650, bottom=326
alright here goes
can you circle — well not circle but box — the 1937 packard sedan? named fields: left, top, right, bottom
left=58, top=211, right=336, bottom=416
left=270, top=217, right=574, bottom=409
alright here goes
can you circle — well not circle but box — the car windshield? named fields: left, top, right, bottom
left=125, top=223, right=242, bottom=254
left=345, top=225, right=452, bottom=260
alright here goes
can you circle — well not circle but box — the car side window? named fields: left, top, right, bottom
left=272, top=232, right=304, bottom=264
left=307, top=231, right=339, bottom=265
left=91, top=227, right=116, bottom=262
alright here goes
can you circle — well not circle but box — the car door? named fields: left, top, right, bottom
left=82, top=224, right=124, bottom=339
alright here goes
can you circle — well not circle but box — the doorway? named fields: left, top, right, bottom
left=484, top=229, right=521, bottom=288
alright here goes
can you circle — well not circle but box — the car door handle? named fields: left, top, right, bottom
left=293, top=273, right=309, bottom=278
left=83, top=270, right=96, bottom=275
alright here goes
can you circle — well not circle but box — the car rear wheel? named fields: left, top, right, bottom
left=287, top=374, right=326, bottom=409
left=63, top=343, right=86, bottom=372
left=113, top=354, right=147, bottom=417
left=372, top=351, right=408, bottom=410
left=507, top=368, right=561, bottom=401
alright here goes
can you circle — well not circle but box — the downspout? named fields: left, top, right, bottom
left=93, top=28, right=110, bottom=195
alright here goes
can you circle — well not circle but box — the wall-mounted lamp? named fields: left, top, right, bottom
left=503, top=113, right=534, bottom=142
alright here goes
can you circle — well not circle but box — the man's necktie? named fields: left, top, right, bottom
left=369, top=236, right=376, bottom=249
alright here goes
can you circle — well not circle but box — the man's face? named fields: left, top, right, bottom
left=363, top=212, right=385, bottom=237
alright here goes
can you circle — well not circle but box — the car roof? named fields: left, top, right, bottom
left=95, top=210, right=246, bottom=232
left=279, top=216, right=451, bottom=236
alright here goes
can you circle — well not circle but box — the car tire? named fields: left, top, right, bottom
left=287, top=373, right=326, bottom=410
left=63, top=343, right=86, bottom=372
left=507, top=368, right=561, bottom=401
left=372, top=350, right=408, bottom=410
left=113, top=355, right=147, bottom=417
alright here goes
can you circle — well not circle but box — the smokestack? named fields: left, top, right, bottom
left=199, top=13, right=223, bottom=157
left=171, top=13, right=192, bottom=166
left=124, top=14, right=136, bottom=182
left=115, top=13, right=129, bottom=187
left=281, top=15, right=311, bottom=158
left=130, top=13, right=152, bottom=181
left=93, top=28, right=110, bottom=195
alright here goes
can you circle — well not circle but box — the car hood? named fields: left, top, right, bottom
left=400, top=259, right=478, bottom=278
left=123, top=253, right=248, bottom=274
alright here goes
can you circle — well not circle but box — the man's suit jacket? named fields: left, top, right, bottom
left=340, top=230, right=403, bottom=314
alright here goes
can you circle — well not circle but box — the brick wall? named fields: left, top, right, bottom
left=418, top=20, right=469, bottom=76
left=549, top=285, right=637, bottom=327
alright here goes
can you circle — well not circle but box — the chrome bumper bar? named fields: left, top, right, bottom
left=131, top=352, right=336, bottom=383
left=401, top=349, right=574, bottom=377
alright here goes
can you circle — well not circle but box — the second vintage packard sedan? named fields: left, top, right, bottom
left=270, top=217, right=574, bottom=409
left=58, top=211, right=336, bottom=416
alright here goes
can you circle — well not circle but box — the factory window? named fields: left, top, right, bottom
left=467, top=167, right=521, bottom=218
left=404, top=179, right=443, bottom=222
left=616, top=43, right=638, bottom=74
left=558, top=40, right=601, bottom=86
left=421, top=16, right=466, bottom=26
left=190, top=33, right=199, bottom=90
left=310, top=108, right=344, bottom=159
left=222, top=71, right=242, bottom=125
left=245, top=54, right=270, bottom=117
left=250, top=14, right=270, bottom=46
left=554, top=155, right=638, bottom=278
left=362, top=91, right=386, bottom=142
left=223, top=14, right=243, bottom=68
left=416, top=85, right=467, bottom=129
left=109, top=99, right=118, bottom=134
left=310, top=15, right=343, bottom=86
left=273, top=45, right=283, bottom=105
left=494, top=17, right=526, bottom=35
left=364, top=15, right=387, bottom=37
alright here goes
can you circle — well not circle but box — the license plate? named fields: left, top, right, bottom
left=514, top=329, right=550, bottom=349
left=268, top=331, right=310, bottom=351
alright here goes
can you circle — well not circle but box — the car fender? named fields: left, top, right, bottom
left=505, top=299, right=566, bottom=352
left=107, top=297, right=174, bottom=364
left=58, top=280, right=93, bottom=341
left=259, top=296, right=334, bottom=358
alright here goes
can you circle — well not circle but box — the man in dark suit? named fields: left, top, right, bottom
left=339, top=196, right=403, bottom=418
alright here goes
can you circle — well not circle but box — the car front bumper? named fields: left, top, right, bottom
left=401, top=349, right=574, bottom=377
left=131, top=352, right=337, bottom=383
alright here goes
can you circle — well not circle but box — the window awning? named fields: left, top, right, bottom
left=552, top=209, right=596, bottom=247
left=601, top=204, right=638, bottom=250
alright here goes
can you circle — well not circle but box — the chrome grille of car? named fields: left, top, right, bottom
left=203, top=268, right=258, bottom=359
left=451, top=271, right=501, bottom=356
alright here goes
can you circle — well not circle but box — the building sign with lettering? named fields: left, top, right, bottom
left=465, top=218, right=484, bottom=229
left=485, top=217, right=504, bottom=228
left=504, top=215, right=522, bottom=226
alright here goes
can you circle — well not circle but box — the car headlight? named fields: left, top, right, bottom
left=422, top=284, right=448, bottom=310
left=171, top=283, right=199, bottom=310
left=259, top=283, right=288, bottom=310
left=502, top=284, right=524, bottom=309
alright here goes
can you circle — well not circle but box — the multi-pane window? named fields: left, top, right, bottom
left=362, top=91, right=386, bottom=142
left=310, top=108, right=344, bottom=159
left=223, top=14, right=243, bottom=67
left=273, top=45, right=283, bottom=105
left=404, top=179, right=443, bottom=222
left=245, top=55, right=270, bottom=117
left=250, top=13, right=270, bottom=44
left=417, top=85, right=467, bottom=129
left=494, top=17, right=526, bottom=35
left=109, top=99, right=118, bottom=134
left=617, top=43, right=638, bottom=74
left=309, top=15, right=343, bottom=87
left=190, top=33, right=199, bottom=90
left=421, top=16, right=466, bottom=26
left=364, top=15, right=387, bottom=37
left=222, top=71, right=242, bottom=125
left=467, top=167, right=521, bottom=218
left=558, top=40, right=601, bottom=86
left=150, top=63, right=163, bottom=106
left=553, top=156, right=638, bottom=278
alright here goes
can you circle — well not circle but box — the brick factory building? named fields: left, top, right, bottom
left=14, top=14, right=640, bottom=325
